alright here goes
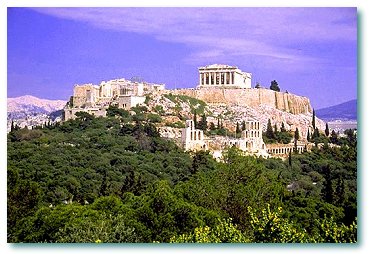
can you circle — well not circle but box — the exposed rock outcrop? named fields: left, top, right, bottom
left=147, top=90, right=325, bottom=141
left=162, top=87, right=312, bottom=115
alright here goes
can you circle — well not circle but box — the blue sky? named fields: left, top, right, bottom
left=7, top=7, right=357, bottom=109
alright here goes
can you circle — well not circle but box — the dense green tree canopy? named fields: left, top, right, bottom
left=7, top=113, right=357, bottom=243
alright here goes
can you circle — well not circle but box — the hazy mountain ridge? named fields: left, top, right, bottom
left=316, top=99, right=357, bottom=121
left=8, top=95, right=67, bottom=116
left=7, top=95, right=67, bottom=131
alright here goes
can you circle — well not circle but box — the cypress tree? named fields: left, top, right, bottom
left=313, top=127, right=320, bottom=139
left=330, top=130, right=338, bottom=144
left=217, top=118, right=220, bottom=129
left=236, top=122, right=241, bottom=134
left=274, top=123, right=278, bottom=135
left=199, top=114, right=207, bottom=131
left=323, top=165, right=334, bottom=204
left=307, top=129, right=310, bottom=142
left=325, top=123, right=330, bottom=136
left=294, top=128, right=299, bottom=153
left=334, top=176, right=346, bottom=206
left=312, top=109, right=316, bottom=130
left=193, top=110, right=197, bottom=129
left=11, top=120, right=15, bottom=132
left=294, top=127, right=299, bottom=141
left=266, top=119, right=274, bottom=139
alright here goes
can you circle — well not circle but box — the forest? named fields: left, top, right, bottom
left=7, top=108, right=357, bottom=243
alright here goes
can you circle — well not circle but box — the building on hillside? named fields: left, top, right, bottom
left=221, top=120, right=268, bottom=157
left=181, top=120, right=207, bottom=151
left=63, top=107, right=107, bottom=121
left=64, top=78, right=165, bottom=121
left=266, top=143, right=308, bottom=157
left=181, top=119, right=269, bottom=158
left=198, top=64, right=252, bottom=89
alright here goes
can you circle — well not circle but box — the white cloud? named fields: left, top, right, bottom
left=32, top=7, right=357, bottom=65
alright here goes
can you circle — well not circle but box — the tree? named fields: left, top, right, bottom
left=325, top=123, right=330, bottom=137
left=191, top=150, right=216, bottom=174
left=274, top=123, right=278, bottom=135
left=307, top=129, right=311, bottom=142
left=330, top=130, right=338, bottom=144
left=75, top=111, right=94, bottom=122
left=236, top=122, right=241, bottom=134
left=193, top=111, right=197, bottom=129
left=293, top=128, right=299, bottom=153
left=7, top=167, right=42, bottom=242
left=270, top=80, right=280, bottom=92
left=334, top=175, right=346, bottom=207
left=294, top=128, right=300, bottom=141
left=266, top=119, right=275, bottom=140
left=11, top=120, right=15, bottom=132
left=248, top=205, right=309, bottom=243
left=55, top=213, right=140, bottom=243
left=170, top=218, right=248, bottom=243
left=198, top=114, right=207, bottom=131
left=313, top=127, right=320, bottom=139
left=217, top=118, right=220, bottom=129
left=322, top=165, right=334, bottom=204
left=312, top=109, right=316, bottom=130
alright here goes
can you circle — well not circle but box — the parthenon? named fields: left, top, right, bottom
left=198, top=64, right=252, bottom=89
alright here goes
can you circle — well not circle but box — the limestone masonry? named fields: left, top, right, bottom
left=198, top=64, right=252, bottom=89
left=64, top=78, right=164, bottom=120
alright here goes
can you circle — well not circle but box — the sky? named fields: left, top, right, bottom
left=7, top=7, right=357, bottom=109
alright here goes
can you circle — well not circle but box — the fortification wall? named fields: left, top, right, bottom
left=164, top=88, right=312, bottom=115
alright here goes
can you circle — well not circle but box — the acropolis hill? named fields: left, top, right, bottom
left=64, top=64, right=325, bottom=157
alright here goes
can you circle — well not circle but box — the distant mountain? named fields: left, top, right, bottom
left=316, top=99, right=357, bottom=121
left=7, top=95, right=67, bottom=119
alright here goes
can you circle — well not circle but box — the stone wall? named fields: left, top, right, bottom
left=164, top=87, right=312, bottom=115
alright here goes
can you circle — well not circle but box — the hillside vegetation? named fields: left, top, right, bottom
left=7, top=110, right=357, bottom=243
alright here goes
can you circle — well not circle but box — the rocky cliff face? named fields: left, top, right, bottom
left=164, top=87, right=312, bottom=115
left=146, top=90, right=325, bottom=142
left=204, top=103, right=325, bottom=141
